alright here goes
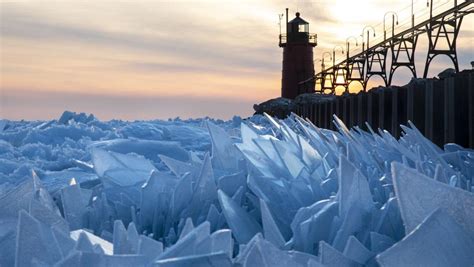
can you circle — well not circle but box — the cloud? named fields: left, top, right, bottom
left=1, top=0, right=472, bottom=119
left=0, top=6, right=279, bottom=73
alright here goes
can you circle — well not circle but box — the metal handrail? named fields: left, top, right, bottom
left=316, top=0, right=472, bottom=74
left=279, top=33, right=318, bottom=46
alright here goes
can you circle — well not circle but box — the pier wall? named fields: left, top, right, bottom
left=294, top=70, right=474, bottom=148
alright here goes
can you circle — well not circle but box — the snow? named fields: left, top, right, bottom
left=0, top=110, right=473, bottom=266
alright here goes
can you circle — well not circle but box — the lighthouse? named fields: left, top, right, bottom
left=279, top=9, right=317, bottom=99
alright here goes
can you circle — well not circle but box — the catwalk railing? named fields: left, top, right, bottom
left=300, top=0, right=474, bottom=94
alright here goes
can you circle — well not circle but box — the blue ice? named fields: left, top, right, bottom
left=0, top=111, right=473, bottom=266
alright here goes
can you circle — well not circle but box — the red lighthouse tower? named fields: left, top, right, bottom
left=279, top=10, right=317, bottom=99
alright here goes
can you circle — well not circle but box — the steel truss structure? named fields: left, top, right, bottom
left=302, top=0, right=473, bottom=94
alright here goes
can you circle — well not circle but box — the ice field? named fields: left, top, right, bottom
left=0, top=111, right=473, bottom=266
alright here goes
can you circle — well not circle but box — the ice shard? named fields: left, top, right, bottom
left=271, top=139, right=306, bottom=179
left=210, top=229, right=233, bottom=257
left=137, top=235, right=163, bottom=261
left=60, top=183, right=88, bottom=230
left=155, top=222, right=211, bottom=260
left=91, top=148, right=155, bottom=187
left=392, top=162, right=474, bottom=236
left=206, top=121, right=242, bottom=172
left=185, top=153, right=218, bottom=222
left=343, top=235, right=375, bottom=265
left=29, top=198, right=69, bottom=234
left=56, top=252, right=148, bottom=267
left=293, top=201, right=338, bottom=253
left=2, top=112, right=474, bottom=265
left=170, top=172, right=193, bottom=220
left=338, top=155, right=374, bottom=219
left=52, top=226, right=76, bottom=258
left=217, top=171, right=246, bottom=197
left=377, top=209, right=474, bottom=266
left=140, top=170, right=178, bottom=229
left=159, top=154, right=200, bottom=178
left=318, top=241, right=360, bottom=267
left=75, top=231, right=97, bottom=253
left=373, top=197, right=404, bottom=241
left=0, top=172, right=54, bottom=219
left=217, top=190, right=261, bottom=244
left=234, top=234, right=300, bottom=267
left=331, top=202, right=371, bottom=251
left=0, top=120, right=6, bottom=133
left=113, top=220, right=132, bottom=255
left=369, top=232, right=395, bottom=254
left=235, top=138, right=276, bottom=178
left=178, top=218, right=193, bottom=239
left=15, top=210, right=63, bottom=266
left=91, top=139, right=190, bottom=163
left=70, top=229, right=113, bottom=255
left=154, top=252, right=232, bottom=267
left=260, top=198, right=286, bottom=248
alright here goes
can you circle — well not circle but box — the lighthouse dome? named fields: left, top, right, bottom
left=288, top=12, right=309, bottom=33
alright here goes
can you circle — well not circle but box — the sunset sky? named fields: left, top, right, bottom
left=1, top=0, right=473, bottom=120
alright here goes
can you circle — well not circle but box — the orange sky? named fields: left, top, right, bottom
left=1, top=0, right=473, bottom=120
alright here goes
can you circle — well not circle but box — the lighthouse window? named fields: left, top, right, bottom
left=298, top=24, right=308, bottom=33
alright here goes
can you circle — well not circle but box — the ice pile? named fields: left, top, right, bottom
left=0, top=111, right=473, bottom=266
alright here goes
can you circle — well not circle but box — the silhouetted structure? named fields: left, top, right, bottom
left=301, top=0, right=473, bottom=94
left=279, top=9, right=317, bottom=99
left=293, top=70, right=474, bottom=149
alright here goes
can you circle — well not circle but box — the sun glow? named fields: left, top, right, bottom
left=1, top=0, right=473, bottom=120
left=330, top=0, right=381, bottom=23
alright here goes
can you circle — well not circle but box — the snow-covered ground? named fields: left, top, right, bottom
left=0, top=111, right=473, bottom=266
